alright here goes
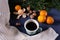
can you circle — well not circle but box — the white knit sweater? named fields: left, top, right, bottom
left=0, top=23, right=58, bottom=40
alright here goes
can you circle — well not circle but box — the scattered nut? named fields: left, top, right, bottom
left=32, top=13, right=37, bottom=16
left=27, top=5, right=30, bottom=11
left=22, top=13, right=26, bottom=18
left=16, top=23, right=20, bottom=26
left=30, top=15, right=34, bottom=19
left=29, top=10, right=32, bottom=13
left=16, top=15, right=21, bottom=19
left=27, top=13, right=30, bottom=16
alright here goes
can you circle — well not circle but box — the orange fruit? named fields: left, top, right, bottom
left=38, top=16, right=46, bottom=23
left=46, top=16, right=54, bottom=24
left=40, top=10, right=47, bottom=16
left=15, top=5, right=21, bottom=11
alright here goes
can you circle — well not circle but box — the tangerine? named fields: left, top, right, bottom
left=46, top=16, right=54, bottom=24
left=15, top=5, right=21, bottom=11
left=40, top=10, right=47, bottom=16
left=38, top=16, right=46, bottom=23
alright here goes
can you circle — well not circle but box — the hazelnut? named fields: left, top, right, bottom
left=16, top=23, right=20, bottom=26
left=30, top=15, right=34, bottom=19
left=33, top=10, right=36, bottom=13
left=29, top=10, right=32, bottom=13
left=32, top=13, right=37, bottom=16
left=22, top=13, right=26, bottom=18
left=16, top=15, right=21, bottom=19
left=27, top=5, right=30, bottom=11
left=27, top=13, right=30, bottom=16
left=23, top=8, right=26, bottom=12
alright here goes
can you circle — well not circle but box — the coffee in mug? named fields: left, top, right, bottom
left=24, top=19, right=39, bottom=35
left=26, top=22, right=37, bottom=31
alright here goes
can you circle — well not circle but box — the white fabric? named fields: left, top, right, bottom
left=0, top=24, right=28, bottom=40
left=0, top=0, right=59, bottom=40
left=0, top=0, right=10, bottom=25
left=0, top=23, right=59, bottom=40
left=24, top=27, right=58, bottom=40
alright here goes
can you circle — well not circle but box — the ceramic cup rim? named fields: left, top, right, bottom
left=24, top=19, right=39, bottom=32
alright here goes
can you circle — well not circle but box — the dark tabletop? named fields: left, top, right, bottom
left=10, top=8, right=60, bottom=40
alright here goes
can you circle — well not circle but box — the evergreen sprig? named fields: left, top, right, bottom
left=22, top=0, right=60, bottom=10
